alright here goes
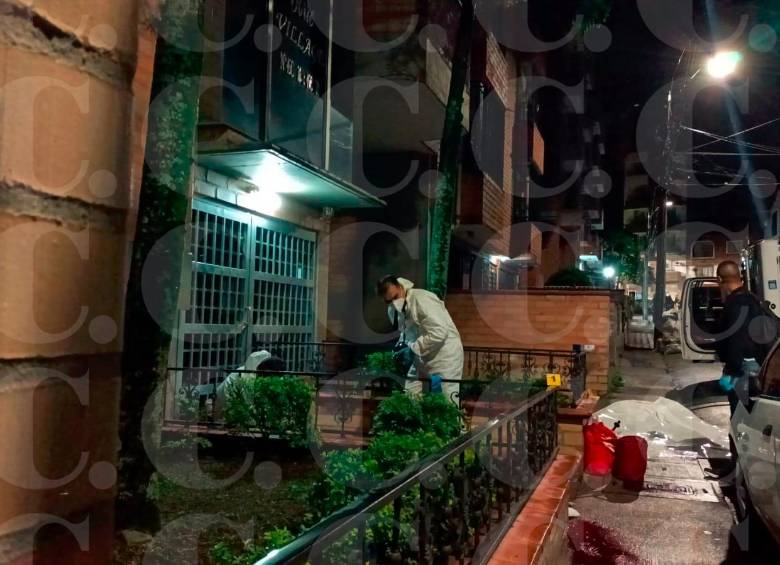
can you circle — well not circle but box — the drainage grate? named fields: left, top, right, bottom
left=646, top=460, right=707, bottom=481
left=636, top=478, right=722, bottom=503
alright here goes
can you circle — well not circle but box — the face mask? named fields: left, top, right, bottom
left=392, top=298, right=406, bottom=313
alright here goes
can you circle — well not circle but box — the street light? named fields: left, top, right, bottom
left=705, top=51, right=742, bottom=79
left=603, top=266, right=616, bottom=279
left=665, top=200, right=674, bottom=208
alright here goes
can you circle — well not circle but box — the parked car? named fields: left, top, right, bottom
left=732, top=340, right=780, bottom=544
left=681, top=277, right=780, bottom=543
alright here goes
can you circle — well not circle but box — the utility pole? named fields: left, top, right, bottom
left=641, top=250, right=649, bottom=321
left=653, top=190, right=667, bottom=335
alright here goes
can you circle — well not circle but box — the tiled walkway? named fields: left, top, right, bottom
left=568, top=350, right=775, bottom=565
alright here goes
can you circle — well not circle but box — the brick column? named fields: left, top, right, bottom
left=0, top=2, right=157, bottom=562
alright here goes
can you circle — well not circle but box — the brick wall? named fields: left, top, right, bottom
left=0, top=1, right=156, bottom=561
left=446, top=290, right=623, bottom=393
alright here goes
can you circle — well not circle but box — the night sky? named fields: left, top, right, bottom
left=595, top=0, right=780, bottom=238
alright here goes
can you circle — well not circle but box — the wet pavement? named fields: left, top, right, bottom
left=567, top=350, right=778, bottom=564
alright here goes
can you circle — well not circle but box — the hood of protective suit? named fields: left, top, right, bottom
left=387, top=278, right=415, bottom=323
left=244, top=350, right=272, bottom=371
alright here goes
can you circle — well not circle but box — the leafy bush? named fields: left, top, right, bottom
left=370, top=391, right=464, bottom=440
left=307, top=449, right=376, bottom=522
left=370, top=392, right=424, bottom=436
left=210, top=528, right=295, bottom=565
left=608, top=368, right=625, bottom=395
left=360, top=351, right=407, bottom=377
left=224, top=376, right=313, bottom=446
left=419, top=394, right=463, bottom=441
left=176, top=383, right=202, bottom=421
left=365, top=432, right=444, bottom=479
left=261, top=528, right=295, bottom=552
left=210, top=540, right=267, bottom=565
left=146, top=472, right=179, bottom=502
left=546, top=268, right=593, bottom=287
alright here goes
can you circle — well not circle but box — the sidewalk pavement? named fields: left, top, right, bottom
left=566, top=350, right=773, bottom=564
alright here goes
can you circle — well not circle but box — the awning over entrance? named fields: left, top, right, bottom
left=198, top=145, right=385, bottom=209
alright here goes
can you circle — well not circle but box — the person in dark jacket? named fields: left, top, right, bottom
left=713, top=261, right=763, bottom=476
left=715, top=261, right=763, bottom=406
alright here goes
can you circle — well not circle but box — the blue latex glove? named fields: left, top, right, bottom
left=429, top=373, right=443, bottom=393
left=719, top=375, right=735, bottom=392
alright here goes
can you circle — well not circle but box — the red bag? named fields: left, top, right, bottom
left=583, top=422, right=617, bottom=476
left=613, top=436, right=648, bottom=488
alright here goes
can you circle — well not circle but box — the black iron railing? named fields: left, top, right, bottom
left=255, top=388, right=559, bottom=565
left=463, top=346, right=587, bottom=406
left=164, top=365, right=535, bottom=439
left=165, top=342, right=586, bottom=431
left=250, top=341, right=587, bottom=406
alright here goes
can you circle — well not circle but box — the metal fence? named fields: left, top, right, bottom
left=255, top=388, right=559, bottom=564
left=163, top=366, right=514, bottom=439
left=463, top=346, right=587, bottom=406
left=164, top=342, right=586, bottom=432
left=250, top=342, right=587, bottom=405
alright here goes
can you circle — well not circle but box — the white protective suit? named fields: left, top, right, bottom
left=388, top=278, right=464, bottom=402
left=212, top=350, right=273, bottom=412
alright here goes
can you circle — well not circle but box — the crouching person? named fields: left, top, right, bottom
left=377, top=275, right=464, bottom=403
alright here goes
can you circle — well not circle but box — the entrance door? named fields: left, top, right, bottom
left=175, top=198, right=317, bottom=381
left=681, top=277, right=722, bottom=361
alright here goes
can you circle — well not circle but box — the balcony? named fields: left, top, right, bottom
left=356, top=0, right=470, bottom=154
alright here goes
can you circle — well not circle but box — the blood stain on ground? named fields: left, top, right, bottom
left=567, top=519, right=640, bottom=565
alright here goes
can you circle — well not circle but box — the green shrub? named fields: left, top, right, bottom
left=546, top=268, right=593, bottom=287
left=371, top=391, right=464, bottom=440
left=419, top=394, right=463, bottom=441
left=608, top=368, right=625, bottom=395
left=306, top=449, right=375, bottom=523
left=209, top=528, right=294, bottom=565
left=360, top=351, right=406, bottom=377
left=146, top=472, right=179, bottom=502
left=261, top=527, right=295, bottom=552
left=176, top=383, right=202, bottom=421
left=224, top=376, right=313, bottom=446
left=370, top=392, right=425, bottom=436
left=365, top=432, right=444, bottom=479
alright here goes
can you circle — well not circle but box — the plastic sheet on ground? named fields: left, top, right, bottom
left=593, top=397, right=729, bottom=458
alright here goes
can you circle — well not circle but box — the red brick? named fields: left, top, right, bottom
left=0, top=46, right=132, bottom=210
left=24, top=0, right=140, bottom=55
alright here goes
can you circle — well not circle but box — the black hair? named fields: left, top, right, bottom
left=376, top=274, right=401, bottom=296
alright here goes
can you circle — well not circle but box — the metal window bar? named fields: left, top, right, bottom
left=170, top=199, right=318, bottom=419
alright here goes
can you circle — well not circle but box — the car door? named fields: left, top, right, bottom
left=733, top=342, right=780, bottom=538
left=681, top=277, right=722, bottom=361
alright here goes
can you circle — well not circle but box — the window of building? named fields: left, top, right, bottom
left=481, top=258, right=499, bottom=291
left=177, top=198, right=317, bottom=377
left=479, top=85, right=506, bottom=186
left=726, top=240, right=743, bottom=255
left=691, top=240, right=715, bottom=259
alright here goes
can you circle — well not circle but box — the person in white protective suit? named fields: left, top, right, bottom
left=377, top=275, right=464, bottom=403
left=210, top=350, right=283, bottom=417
